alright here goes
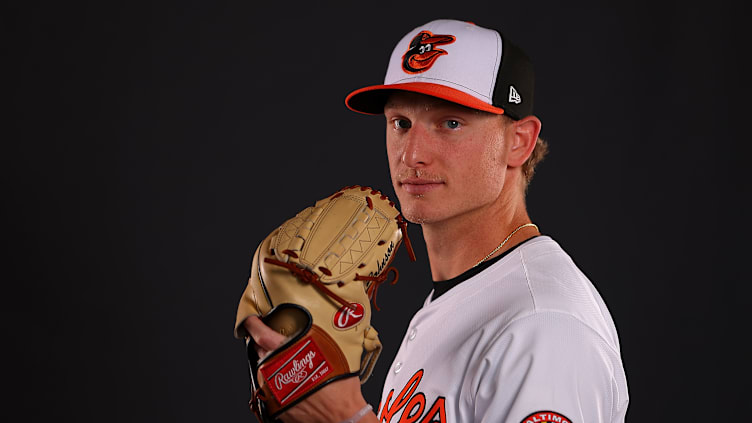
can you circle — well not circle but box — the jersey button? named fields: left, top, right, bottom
left=394, top=361, right=402, bottom=374
left=408, top=329, right=417, bottom=340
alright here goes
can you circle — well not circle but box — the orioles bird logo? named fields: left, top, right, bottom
left=401, top=30, right=456, bottom=74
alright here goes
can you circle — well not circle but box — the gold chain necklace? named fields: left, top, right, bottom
left=472, top=223, right=538, bottom=268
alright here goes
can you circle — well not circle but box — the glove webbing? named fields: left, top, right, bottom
left=336, top=185, right=417, bottom=262
left=264, top=200, right=416, bottom=313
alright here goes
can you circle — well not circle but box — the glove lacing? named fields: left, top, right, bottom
left=354, top=267, right=398, bottom=311
left=264, top=253, right=358, bottom=311
left=249, top=383, right=267, bottom=421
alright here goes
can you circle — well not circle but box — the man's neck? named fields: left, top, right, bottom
left=421, top=190, right=538, bottom=281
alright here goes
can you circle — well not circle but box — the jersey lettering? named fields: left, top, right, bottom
left=379, top=369, right=447, bottom=423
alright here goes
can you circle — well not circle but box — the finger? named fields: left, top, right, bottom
left=244, top=315, right=288, bottom=358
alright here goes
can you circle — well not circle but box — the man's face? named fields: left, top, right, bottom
left=384, top=91, right=511, bottom=225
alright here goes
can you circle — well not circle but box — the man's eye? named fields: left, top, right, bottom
left=443, top=120, right=461, bottom=129
left=393, top=119, right=412, bottom=130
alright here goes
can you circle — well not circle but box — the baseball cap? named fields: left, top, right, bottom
left=345, top=19, right=534, bottom=120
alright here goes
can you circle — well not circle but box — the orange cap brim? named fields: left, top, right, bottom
left=345, top=82, right=505, bottom=115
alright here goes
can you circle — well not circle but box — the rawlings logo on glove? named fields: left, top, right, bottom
left=334, top=303, right=365, bottom=329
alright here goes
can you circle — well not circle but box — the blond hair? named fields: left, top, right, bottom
left=522, top=135, right=548, bottom=186
left=498, top=114, right=548, bottom=188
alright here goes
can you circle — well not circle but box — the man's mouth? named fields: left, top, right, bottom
left=399, top=177, right=443, bottom=195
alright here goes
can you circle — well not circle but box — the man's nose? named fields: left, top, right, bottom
left=402, top=124, right=433, bottom=168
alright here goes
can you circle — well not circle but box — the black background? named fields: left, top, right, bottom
left=7, top=1, right=747, bottom=421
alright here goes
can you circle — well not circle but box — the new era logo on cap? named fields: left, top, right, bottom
left=345, top=19, right=535, bottom=120
left=509, top=85, right=522, bottom=104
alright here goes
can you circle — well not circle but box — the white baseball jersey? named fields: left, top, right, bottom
left=376, top=236, right=628, bottom=423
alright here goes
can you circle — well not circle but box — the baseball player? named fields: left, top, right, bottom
left=240, top=19, right=629, bottom=423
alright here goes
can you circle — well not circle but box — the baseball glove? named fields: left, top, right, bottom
left=234, top=185, right=415, bottom=422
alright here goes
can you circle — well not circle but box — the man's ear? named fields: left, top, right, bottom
left=506, top=115, right=542, bottom=168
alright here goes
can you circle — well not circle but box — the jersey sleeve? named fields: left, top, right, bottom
left=466, top=311, right=628, bottom=423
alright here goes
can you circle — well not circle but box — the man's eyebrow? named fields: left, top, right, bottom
left=384, top=101, right=449, bottom=112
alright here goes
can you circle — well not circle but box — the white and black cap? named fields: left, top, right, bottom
left=346, top=19, right=534, bottom=120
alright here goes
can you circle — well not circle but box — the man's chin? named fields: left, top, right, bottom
left=400, top=207, right=438, bottom=225
left=395, top=191, right=443, bottom=224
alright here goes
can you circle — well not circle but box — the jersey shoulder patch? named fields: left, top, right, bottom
left=520, top=410, right=572, bottom=423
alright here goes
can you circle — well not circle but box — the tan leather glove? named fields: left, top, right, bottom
left=234, top=185, right=415, bottom=422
